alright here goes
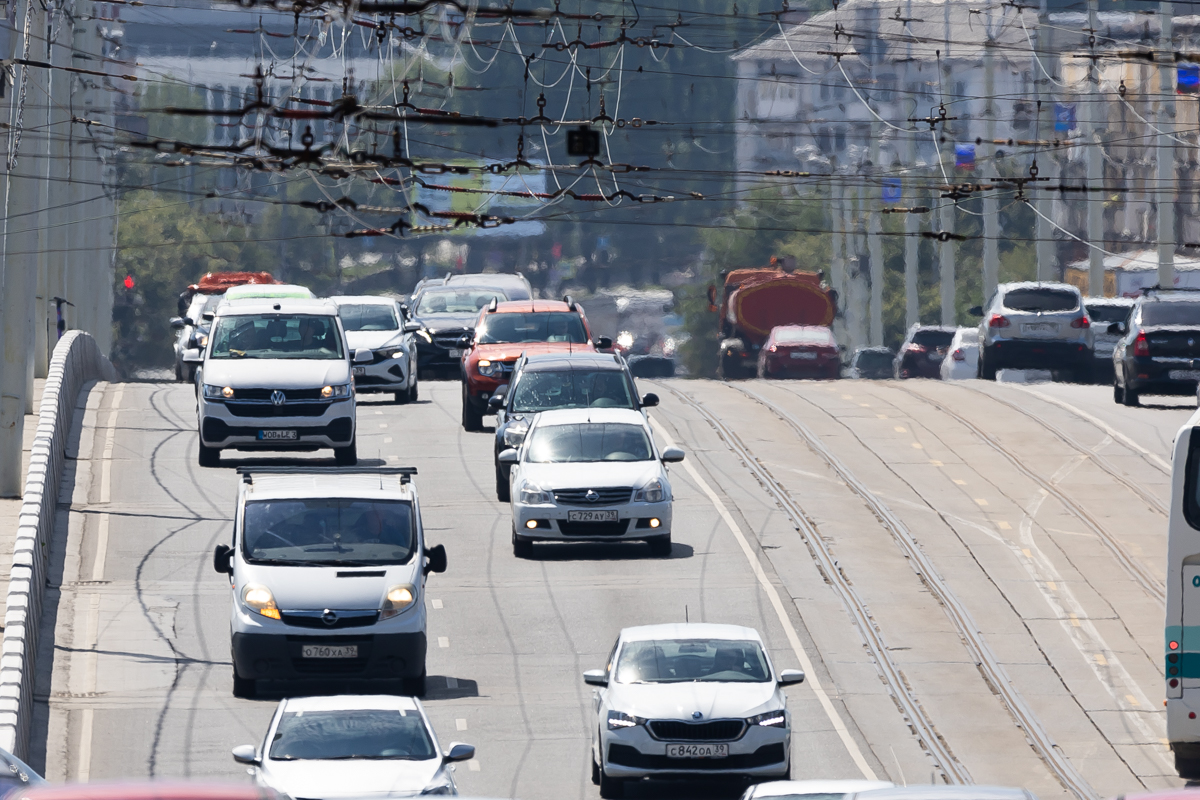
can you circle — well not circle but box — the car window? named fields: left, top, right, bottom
left=242, top=499, right=415, bottom=565
left=209, top=314, right=344, bottom=360
left=338, top=304, right=399, bottom=332
left=773, top=328, right=834, bottom=345
left=855, top=351, right=893, bottom=369
left=416, top=289, right=504, bottom=315
left=911, top=330, right=954, bottom=347
left=269, top=709, right=436, bottom=761
left=1002, top=288, right=1078, bottom=313
left=1086, top=305, right=1132, bottom=324
left=476, top=312, right=588, bottom=345
left=1140, top=301, right=1200, bottom=326
left=613, top=638, right=771, bottom=684
left=525, top=423, right=653, bottom=463
left=510, top=370, right=635, bottom=412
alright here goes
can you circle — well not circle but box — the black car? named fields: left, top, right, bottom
left=409, top=273, right=532, bottom=379
left=895, top=326, right=956, bottom=379
left=848, top=346, right=895, bottom=379
left=1112, top=291, right=1200, bottom=406
left=489, top=352, right=658, bottom=501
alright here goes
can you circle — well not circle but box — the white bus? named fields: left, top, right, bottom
left=1167, top=408, right=1200, bottom=777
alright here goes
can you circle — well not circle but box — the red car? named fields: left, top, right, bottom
left=13, top=783, right=281, bottom=800
left=756, top=325, right=841, bottom=379
left=459, top=298, right=610, bottom=430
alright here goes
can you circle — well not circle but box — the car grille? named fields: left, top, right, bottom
left=280, top=610, right=380, bottom=629
left=432, top=330, right=469, bottom=349
left=649, top=720, right=746, bottom=742
left=225, top=402, right=330, bottom=417
left=606, top=743, right=784, bottom=771
left=558, top=520, right=630, bottom=537
left=554, top=487, right=632, bottom=505
left=229, top=388, right=324, bottom=401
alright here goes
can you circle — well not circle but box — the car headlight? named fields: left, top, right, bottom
left=477, top=360, right=501, bottom=377
left=321, top=384, right=352, bottom=399
left=241, top=584, right=280, bottom=620
left=747, top=710, right=787, bottom=728
left=421, top=768, right=455, bottom=796
left=607, top=711, right=646, bottom=730
left=377, top=346, right=405, bottom=360
left=634, top=479, right=664, bottom=503
left=519, top=483, right=553, bottom=505
left=503, top=419, right=529, bottom=447
left=380, top=584, right=416, bottom=620
left=416, top=329, right=433, bottom=344
left=203, top=384, right=233, bottom=399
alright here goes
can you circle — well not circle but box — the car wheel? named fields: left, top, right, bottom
left=462, top=387, right=483, bottom=432
left=198, top=440, right=220, bottom=468
left=1113, top=381, right=1125, bottom=404
left=1123, top=386, right=1140, bottom=407
left=175, top=362, right=183, bottom=382
left=598, top=766, right=624, bottom=799
left=334, top=439, right=358, bottom=466
left=394, top=391, right=407, bottom=404
left=1177, top=753, right=1200, bottom=780
left=232, top=669, right=256, bottom=699
left=402, top=666, right=426, bottom=697
left=512, top=528, right=534, bottom=559
left=186, top=366, right=196, bottom=384
left=980, top=349, right=997, bottom=381
left=648, top=536, right=672, bottom=557
left=496, top=465, right=511, bottom=502
left=591, top=755, right=601, bottom=785
left=408, top=379, right=419, bottom=403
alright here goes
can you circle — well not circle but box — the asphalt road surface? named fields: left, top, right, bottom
left=25, top=376, right=1196, bottom=800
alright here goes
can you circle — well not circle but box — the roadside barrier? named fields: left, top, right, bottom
left=0, top=332, right=116, bottom=758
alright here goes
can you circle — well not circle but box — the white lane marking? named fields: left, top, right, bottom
left=431, top=599, right=443, bottom=609
left=1014, top=387, right=1171, bottom=471
left=380, top=423, right=388, bottom=429
left=384, top=437, right=393, bottom=444
left=650, top=417, right=879, bottom=781
left=467, top=760, right=480, bottom=772
left=93, top=388, right=122, bottom=582
left=438, top=636, right=449, bottom=648
left=456, top=719, right=467, bottom=731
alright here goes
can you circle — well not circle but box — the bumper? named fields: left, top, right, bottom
left=601, top=727, right=788, bottom=780
left=464, top=374, right=508, bottom=413
left=353, top=357, right=410, bottom=393
left=417, top=340, right=462, bottom=374
left=232, top=630, right=427, bottom=680
left=896, top=353, right=944, bottom=378
left=761, top=358, right=839, bottom=378
left=199, top=397, right=355, bottom=450
left=513, top=501, right=671, bottom=541
left=1125, top=356, right=1200, bottom=395
left=986, top=339, right=1091, bottom=369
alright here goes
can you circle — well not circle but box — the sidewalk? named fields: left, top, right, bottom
left=0, top=380, right=47, bottom=622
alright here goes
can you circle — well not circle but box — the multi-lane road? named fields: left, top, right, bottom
left=23, top=376, right=1194, bottom=799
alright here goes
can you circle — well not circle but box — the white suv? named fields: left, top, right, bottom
left=196, top=298, right=357, bottom=466
left=971, top=281, right=1094, bottom=381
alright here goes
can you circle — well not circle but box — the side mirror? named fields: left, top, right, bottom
left=403, top=321, right=423, bottom=333
left=968, top=305, right=984, bottom=317
left=231, top=745, right=259, bottom=765
left=444, top=743, right=475, bottom=763
left=488, top=394, right=506, bottom=411
left=457, top=334, right=473, bottom=349
left=498, top=448, right=519, bottom=465
left=424, top=543, right=447, bottom=575
left=354, top=349, right=373, bottom=363
left=778, top=669, right=806, bottom=685
left=596, top=336, right=613, bottom=350
left=661, top=446, right=686, bottom=463
left=202, top=312, right=214, bottom=322
left=213, top=544, right=233, bottom=575
left=170, top=317, right=186, bottom=330
left=583, top=669, right=608, bottom=686
left=399, top=302, right=410, bottom=318
left=641, top=393, right=659, bottom=408
left=1108, top=321, right=1127, bottom=335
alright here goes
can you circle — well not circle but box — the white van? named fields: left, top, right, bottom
left=213, top=467, right=446, bottom=698
left=1168, top=409, right=1200, bottom=777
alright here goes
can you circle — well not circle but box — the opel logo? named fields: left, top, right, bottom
left=692, top=712, right=703, bottom=720
left=586, top=489, right=599, bottom=503
left=271, top=390, right=286, bottom=406
left=321, top=609, right=338, bottom=626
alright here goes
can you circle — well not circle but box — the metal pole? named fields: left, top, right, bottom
left=868, top=121, right=884, bottom=345
left=830, top=168, right=845, bottom=333
left=1157, top=1, right=1175, bottom=289
left=1035, top=9, right=1057, bottom=283
left=1086, top=0, right=1106, bottom=296
left=982, top=16, right=1000, bottom=301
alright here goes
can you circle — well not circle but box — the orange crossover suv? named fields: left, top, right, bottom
left=460, top=298, right=610, bottom=430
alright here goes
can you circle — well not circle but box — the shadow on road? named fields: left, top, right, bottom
left=522, top=542, right=694, bottom=562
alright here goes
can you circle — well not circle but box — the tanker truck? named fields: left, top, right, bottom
left=707, top=260, right=836, bottom=379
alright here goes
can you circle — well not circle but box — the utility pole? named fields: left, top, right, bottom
left=1035, top=4, right=1057, bottom=282
left=868, top=122, right=884, bottom=345
left=904, top=0, right=919, bottom=329
left=1086, top=0, right=1106, bottom=296
left=982, top=13, right=1000, bottom=301
left=830, top=168, right=846, bottom=344
left=939, top=5, right=955, bottom=326
left=1157, top=1, right=1175, bottom=289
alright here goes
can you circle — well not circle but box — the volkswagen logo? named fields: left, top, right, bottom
left=271, top=390, right=286, bottom=406
left=585, top=489, right=599, bottom=503
left=321, top=609, right=338, bottom=626
left=692, top=712, right=703, bottom=720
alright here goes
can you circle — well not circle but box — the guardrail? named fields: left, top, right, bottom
left=0, top=332, right=116, bottom=758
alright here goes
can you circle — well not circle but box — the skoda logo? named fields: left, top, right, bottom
left=271, top=390, right=286, bottom=406
left=692, top=712, right=703, bottom=720
left=321, top=609, right=338, bottom=626
left=586, top=489, right=599, bottom=503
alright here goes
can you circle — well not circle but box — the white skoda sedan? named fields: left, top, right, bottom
left=585, top=623, right=805, bottom=798
left=500, top=408, right=684, bottom=558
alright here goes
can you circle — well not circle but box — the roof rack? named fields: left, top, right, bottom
left=562, top=294, right=576, bottom=311
left=1142, top=284, right=1200, bottom=295
left=237, top=466, right=417, bottom=485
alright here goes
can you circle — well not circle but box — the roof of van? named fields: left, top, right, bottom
left=240, top=470, right=417, bottom=502
left=223, top=284, right=314, bottom=300
left=330, top=295, right=399, bottom=306
left=215, top=298, right=339, bottom=316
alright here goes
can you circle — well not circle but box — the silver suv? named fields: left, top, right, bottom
left=971, top=282, right=1093, bottom=381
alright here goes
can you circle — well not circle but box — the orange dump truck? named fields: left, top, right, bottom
left=708, top=263, right=836, bottom=379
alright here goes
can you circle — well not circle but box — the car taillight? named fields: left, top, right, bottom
left=952, top=349, right=965, bottom=362
left=989, top=314, right=1010, bottom=329
left=1071, top=316, right=1090, bottom=329
left=1134, top=331, right=1150, bottom=357
left=768, top=345, right=777, bottom=353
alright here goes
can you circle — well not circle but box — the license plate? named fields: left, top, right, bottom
left=567, top=509, right=618, bottom=522
left=1169, top=370, right=1200, bottom=381
left=353, top=366, right=366, bottom=376
left=1022, top=322, right=1057, bottom=335
left=790, top=352, right=817, bottom=360
left=301, top=645, right=358, bottom=659
left=449, top=349, right=462, bottom=358
left=666, top=744, right=728, bottom=759
left=257, top=430, right=298, bottom=441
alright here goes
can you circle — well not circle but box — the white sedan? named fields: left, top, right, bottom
left=585, top=623, right=806, bottom=797
left=741, top=780, right=894, bottom=800
left=500, top=407, right=684, bottom=558
left=232, top=694, right=475, bottom=798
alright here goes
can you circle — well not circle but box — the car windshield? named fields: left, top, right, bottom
left=855, top=351, right=893, bottom=369
left=268, top=709, right=436, bottom=761
left=417, top=289, right=504, bottom=315
left=476, top=312, right=588, bottom=345
left=614, top=638, right=771, bottom=684
left=1141, top=301, right=1200, bottom=326
left=525, top=423, right=653, bottom=463
left=911, top=330, right=954, bottom=348
left=242, top=499, right=415, bottom=565
left=774, top=328, right=834, bottom=346
left=510, top=370, right=635, bottom=412
left=1003, top=288, right=1079, bottom=312
left=1086, top=304, right=1132, bottom=324
left=339, top=304, right=399, bottom=332
left=209, top=314, right=344, bottom=360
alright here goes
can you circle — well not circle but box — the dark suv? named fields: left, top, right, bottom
left=408, top=273, right=532, bottom=379
left=1112, top=291, right=1200, bottom=406
left=489, top=352, right=658, bottom=500
left=894, top=326, right=956, bottom=379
